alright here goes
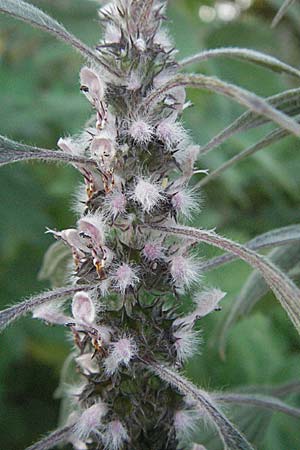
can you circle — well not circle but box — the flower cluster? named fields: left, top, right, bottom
left=28, top=2, right=231, bottom=448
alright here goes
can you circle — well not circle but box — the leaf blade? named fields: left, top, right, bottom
left=142, top=74, right=300, bottom=137
left=0, top=135, right=96, bottom=168
left=218, top=243, right=300, bottom=355
left=197, top=124, right=293, bottom=188
left=0, top=285, right=95, bottom=332
left=145, top=224, right=300, bottom=336
left=214, top=392, right=300, bottom=418
left=0, top=0, right=116, bottom=74
left=148, top=361, right=254, bottom=450
left=25, top=425, right=73, bottom=450
left=201, top=224, right=300, bottom=272
left=198, top=88, right=300, bottom=157
left=179, top=47, right=300, bottom=80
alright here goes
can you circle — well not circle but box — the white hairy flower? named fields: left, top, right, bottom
left=72, top=291, right=96, bottom=325
left=104, top=337, right=137, bottom=375
left=132, top=178, right=164, bottom=213
left=128, top=119, right=154, bottom=144
left=80, top=67, right=105, bottom=107
left=174, top=409, right=199, bottom=440
left=74, top=402, right=107, bottom=441
left=173, top=327, right=201, bottom=362
left=58, top=137, right=84, bottom=156
left=104, top=190, right=127, bottom=219
left=171, top=188, right=200, bottom=219
left=170, top=255, right=201, bottom=289
left=112, top=263, right=139, bottom=293
left=174, top=288, right=226, bottom=328
left=143, top=241, right=165, bottom=261
left=102, top=420, right=129, bottom=450
left=32, top=302, right=69, bottom=325
left=76, top=353, right=99, bottom=375
left=156, top=117, right=187, bottom=148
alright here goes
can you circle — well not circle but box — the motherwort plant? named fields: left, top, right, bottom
left=1, top=1, right=300, bottom=449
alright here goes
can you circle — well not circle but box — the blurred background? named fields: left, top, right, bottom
left=0, top=0, right=300, bottom=448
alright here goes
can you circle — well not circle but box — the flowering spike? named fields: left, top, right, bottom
left=1, top=1, right=296, bottom=449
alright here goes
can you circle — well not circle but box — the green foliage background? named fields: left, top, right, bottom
left=0, top=0, right=299, bottom=448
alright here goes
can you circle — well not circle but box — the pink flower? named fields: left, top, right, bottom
left=173, top=327, right=201, bottom=362
left=78, top=212, right=106, bottom=247
left=58, top=137, right=83, bottom=156
left=102, top=420, right=129, bottom=450
left=104, top=337, right=137, bottom=375
left=132, top=178, right=164, bottom=213
left=170, top=255, right=201, bottom=289
left=156, top=117, right=187, bottom=148
left=74, top=402, right=107, bottom=441
left=129, top=119, right=153, bottom=144
left=174, top=409, right=199, bottom=440
left=171, top=188, right=199, bottom=219
left=80, top=67, right=105, bottom=107
left=104, top=191, right=127, bottom=219
left=72, top=291, right=96, bottom=325
left=143, top=242, right=164, bottom=261
left=32, top=302, right=69, bottom=325
left=112, top=263, right=139, bottom=293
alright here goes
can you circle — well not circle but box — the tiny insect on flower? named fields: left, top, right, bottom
left=80, top=67, right=105, bottom=107
left=78, top=212, right=106, bottom=247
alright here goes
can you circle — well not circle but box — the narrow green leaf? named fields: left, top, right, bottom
left=179, top=47, right=300, bottom=80
left=145, top=224, right=300, bottom=337
left=0, top=135, right=96, bottom=168
left=218, top=243, right=300, bottom=355
left=25, top=425, right=73, bottom=450
left=198, top=88, right=300, bottom=157
left=272, top=0, right=296, bottom=27
left=197, top=122, right=295, bottom=188
left=149, top=361, right=254, bottom=450
left=214, top=392, right=300, bottom=418
left=201, top=224, right=300, bottom=272
left=0, top=0, right=117, bottom=74
left=142, top=74, right=300, bottom=137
